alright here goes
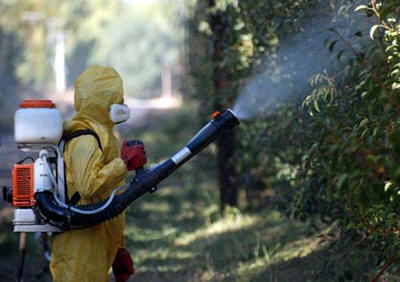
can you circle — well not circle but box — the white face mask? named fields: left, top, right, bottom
left=110, top=104, right=130, bottom=124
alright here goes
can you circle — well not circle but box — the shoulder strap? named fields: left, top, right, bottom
left=60, top=129, right=102, bottom=205
left=61, top=129, right=102, bottom=151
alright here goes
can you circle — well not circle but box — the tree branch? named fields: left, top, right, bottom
left=370, top=0, right=392, bottom=31
left=370, top=256, right=396, bottom=282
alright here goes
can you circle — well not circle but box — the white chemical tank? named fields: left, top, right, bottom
left=15, top=100, right=63, bottom=148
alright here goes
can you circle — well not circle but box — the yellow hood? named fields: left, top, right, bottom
left=65, top=64, right=124, bottom=159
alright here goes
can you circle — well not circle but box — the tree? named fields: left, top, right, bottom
left=208, top=0, right=243, bottom=209
left=104, top=6, right=180, bottom=98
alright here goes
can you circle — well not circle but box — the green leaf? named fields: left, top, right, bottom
left=355, top=5, right=371, bottom=12
left=391, top=69, right=399, bottom=76
left=328, top=40, right=338, bottom=52
left=337, top=174, right=348, bottom=189
left=373, top=127, right=379, bottom=137
left=337, top=50, right=345, bottom=61
left=360, top=118, right=369, bottom=127
left=384, top=181, right=393, bottom=192
left=313, top=100, right=320, bottom=112
left=361, top=128, right=369, bottom=138
left=370, top=25, right=382, bottom=40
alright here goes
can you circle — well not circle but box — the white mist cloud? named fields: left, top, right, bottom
left=234, top=1, right=370, bottom=120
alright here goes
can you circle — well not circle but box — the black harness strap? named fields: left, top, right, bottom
left=69, top=192, right=82, bottom=206
left=62, top=130, right=102, bottom=151
left=61, top=130, right=102, bottom=205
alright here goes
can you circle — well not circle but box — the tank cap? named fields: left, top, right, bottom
left=20, top=100, right=56, bottom=108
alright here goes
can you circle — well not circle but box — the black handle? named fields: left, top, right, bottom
left=135, top=166, right=146, bottom=177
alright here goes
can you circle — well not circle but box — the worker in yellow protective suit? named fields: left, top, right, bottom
left=50, top=65, right=144, bottom=282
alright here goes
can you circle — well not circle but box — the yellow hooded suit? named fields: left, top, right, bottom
left=50, top=65, right=128, bottom=282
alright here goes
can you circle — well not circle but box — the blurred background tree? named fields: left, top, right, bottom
left=0, top=0, right=183, bottom=98
left=103, top=4, right=181, bottom=98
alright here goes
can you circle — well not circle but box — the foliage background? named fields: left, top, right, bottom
left=185, top=0, right=400, bottom=279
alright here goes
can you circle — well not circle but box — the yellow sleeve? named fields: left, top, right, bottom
left=66, top=135, right=127, bottom=199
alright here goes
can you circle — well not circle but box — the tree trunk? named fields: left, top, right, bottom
left=216, top=129, right=237, bottom=208
left=209, top=0, right=238, bottom=210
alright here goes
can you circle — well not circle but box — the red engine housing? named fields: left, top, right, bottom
left=12, top=163, right=35, bottom=207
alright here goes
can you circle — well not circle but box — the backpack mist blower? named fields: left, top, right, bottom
left=2, top=100, right=240, bottom=232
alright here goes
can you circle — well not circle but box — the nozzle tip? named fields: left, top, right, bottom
left=227, top=109, right=238, bottom=119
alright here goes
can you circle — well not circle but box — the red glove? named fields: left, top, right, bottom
left=121, top=140, right=147, bottom=171
left=112, top=248, right=135, bottom=282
